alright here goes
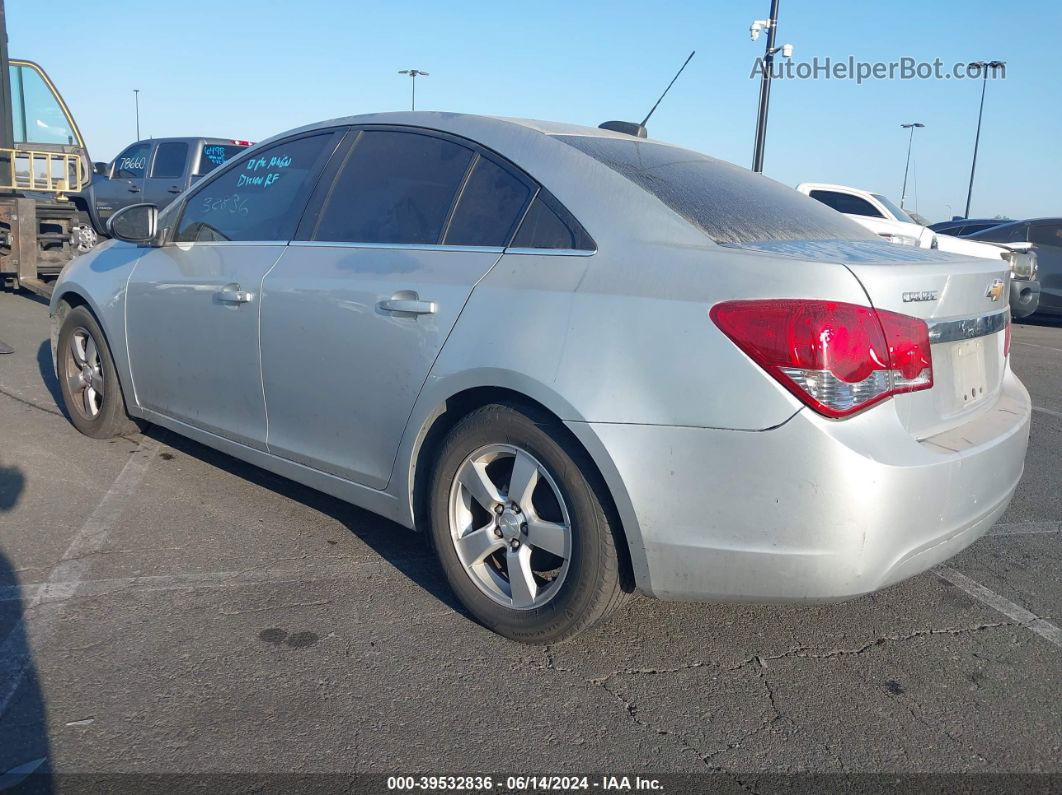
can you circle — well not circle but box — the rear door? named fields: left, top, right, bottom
left=94, top=142, right=150, bottom=223
left=125, top=131, right=340, bottom=448
left=142, top=140, right=190, bottom=208
left=260, top=127, right=534, bottom=488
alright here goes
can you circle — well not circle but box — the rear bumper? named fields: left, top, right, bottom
left=576, top=370, right=1031, bottom=602
left=1010, top=278, right=1040, bottom=319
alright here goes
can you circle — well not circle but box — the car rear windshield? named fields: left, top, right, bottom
left=195, top=143, right=247, bottom=176
left=556, top=135, right=872, bottom=245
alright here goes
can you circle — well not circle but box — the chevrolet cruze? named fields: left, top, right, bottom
left=51, top=113, right=1031, bottom=642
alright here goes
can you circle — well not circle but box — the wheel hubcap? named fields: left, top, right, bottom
left=448, top=444, right=572, bottom=610
left=64, top=327, right=104, bottom=419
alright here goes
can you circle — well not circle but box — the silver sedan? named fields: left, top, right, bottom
left=50, top=113, right=1031, bottom=642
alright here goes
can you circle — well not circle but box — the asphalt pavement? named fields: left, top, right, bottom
left=0, top=287, right=1059, bottom=786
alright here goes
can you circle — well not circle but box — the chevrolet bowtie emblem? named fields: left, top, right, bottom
left=985, top=279, right=1005, bottom=302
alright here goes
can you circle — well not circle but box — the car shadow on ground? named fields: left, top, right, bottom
left=1016, top=313, right=1062, bottom=329
left=35, top=341, right=66, bottom=419
left=0, top=461, right=52, bottom=791
left=140, top=426, right=468, bottom=617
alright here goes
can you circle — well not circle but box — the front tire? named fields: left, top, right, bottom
left=429, top=403, right=628, bottom=643
left=57, top=305, right=140, bottom=439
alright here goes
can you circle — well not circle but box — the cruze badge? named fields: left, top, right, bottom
left=902, top=290, right=939, bottom=303
left=985, top=279, right=1005, bottom=302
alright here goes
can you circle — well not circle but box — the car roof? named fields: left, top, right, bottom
left=127, top=137, right=246, bottom=147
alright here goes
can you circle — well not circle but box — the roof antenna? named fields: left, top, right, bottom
left=600, top=50, right=696, bottom=138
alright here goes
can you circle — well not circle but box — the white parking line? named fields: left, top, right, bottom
left=1014, top=340, right=1062, bottom=354
left=1032, top=405, right=1062, bottom=420
left=936, top=566, right=1062, bottom=649
left=988, top=521, right=1061, bottom=536
left=0, top=438, right=158, bottom=718
left=0, top=557, right=431, bottom=604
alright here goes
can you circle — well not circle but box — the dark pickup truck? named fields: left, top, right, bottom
left=71, top=137, right=251, bottom=236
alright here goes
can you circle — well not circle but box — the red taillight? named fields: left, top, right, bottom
left=231, top=139, right=254, bottom=147
left=1004, top=312, right=1012, bottom=357
left=709, top=299, right=934, bottom=419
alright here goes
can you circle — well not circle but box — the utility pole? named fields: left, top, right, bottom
left=398, top=69, right=429, bottom=111
left=899, top=122, right=924, bottom=209
left=750, top=0, right=793, bottom=173
left=133, top=89, right=140, bottom=140
left=964, top=60, right=1005, bottom=218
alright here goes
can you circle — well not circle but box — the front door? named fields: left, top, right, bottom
left=94, top=142, right=150, bottom=223
left=1029, top=222, right=1062, bottom=313
left=125, top=131, right=340, bottom=448
left=260, top=128, right=534, bottom=488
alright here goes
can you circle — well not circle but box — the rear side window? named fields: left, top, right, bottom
left=150, top=142, right=188, bottom=179
left=112, top=143, right=150, bottom=179
left=557, top=136, right=871, bottom=244
left=195, top=144, right=247, bottom=177
left=808, top=190, right=884, bottom=219
left=314, top=130, right=474, bottom=245
left=511, top=193, right=595, bottom=250
left=175, top=134, right=332, bottom=242
left=443, top=156, right=531, bottom=246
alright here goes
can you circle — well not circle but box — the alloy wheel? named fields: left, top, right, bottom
left=448, top=444, right=572, bottom=610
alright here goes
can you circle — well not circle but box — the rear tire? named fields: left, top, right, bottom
left=57, top=305, right=140, bottom=439
left=429, top=402, right=628, bottom=643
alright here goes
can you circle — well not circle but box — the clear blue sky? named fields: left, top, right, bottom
left=10, top=0, right=1060, bottom=222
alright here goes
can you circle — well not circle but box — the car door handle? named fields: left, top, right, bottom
left=167, top=186, right=182, bottom=194
left=128, top=185, right=141, bottom=193
left=216, top=284, right=254, bottom=304
left=376, top=297, right=437, bottom=315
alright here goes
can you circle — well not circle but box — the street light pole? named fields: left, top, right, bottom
left=133, top=89, right=140, bottom=140
left=751, top=0, right=781, bottom=173
left=964, top=60, right=1004, bottom=219
left=398, top=69, right=429, bottom=111
left=899, top=122, right=924, bottom=209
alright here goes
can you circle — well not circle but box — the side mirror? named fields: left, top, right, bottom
left=93, top=161, right=108, bottom=176
left=106, top=203, right=159, bottom=244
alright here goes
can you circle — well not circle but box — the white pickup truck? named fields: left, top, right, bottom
left=797, top=183, right=1040, bottom=318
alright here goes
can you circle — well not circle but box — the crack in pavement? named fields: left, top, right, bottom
left=586, top=622, right=1017, bottom=686
left=578, top=622, right=1018, bottom=776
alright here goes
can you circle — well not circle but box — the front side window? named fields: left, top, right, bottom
left=175, top=134, right=332, bottom=243
left=1029, top=224, right=1062, bottom=247
left=113, top=143, right=151, bottom=179
left=870, top=193, right=914, bottom=223
left=150, top=142, right=189, bottom=179
left=313, top=130, right=474, bottom=245
left=8, top=64, right=77, bottom=146
left=808, top=190, right=884, bottom=219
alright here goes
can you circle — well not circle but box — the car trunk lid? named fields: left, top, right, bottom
left=722, top=240, right=1010, bottom=438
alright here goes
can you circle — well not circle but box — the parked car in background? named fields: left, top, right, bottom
left=51, top=113, right=1030, bottom=642
left=929, top=218, right=1009, bottom=237
left=799, top=183, right=1040, bottom=318
left=970, top=218, right=1062, bottom=317
left=70, top=137, right=252, bottom=237
left=796, top=183, right=936, bottom=248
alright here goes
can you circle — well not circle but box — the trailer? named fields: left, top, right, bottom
left=0, top=1, right=94, bottom=300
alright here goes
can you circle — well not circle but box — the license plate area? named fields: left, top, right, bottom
left=953, top=338, right=988, bottom=407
